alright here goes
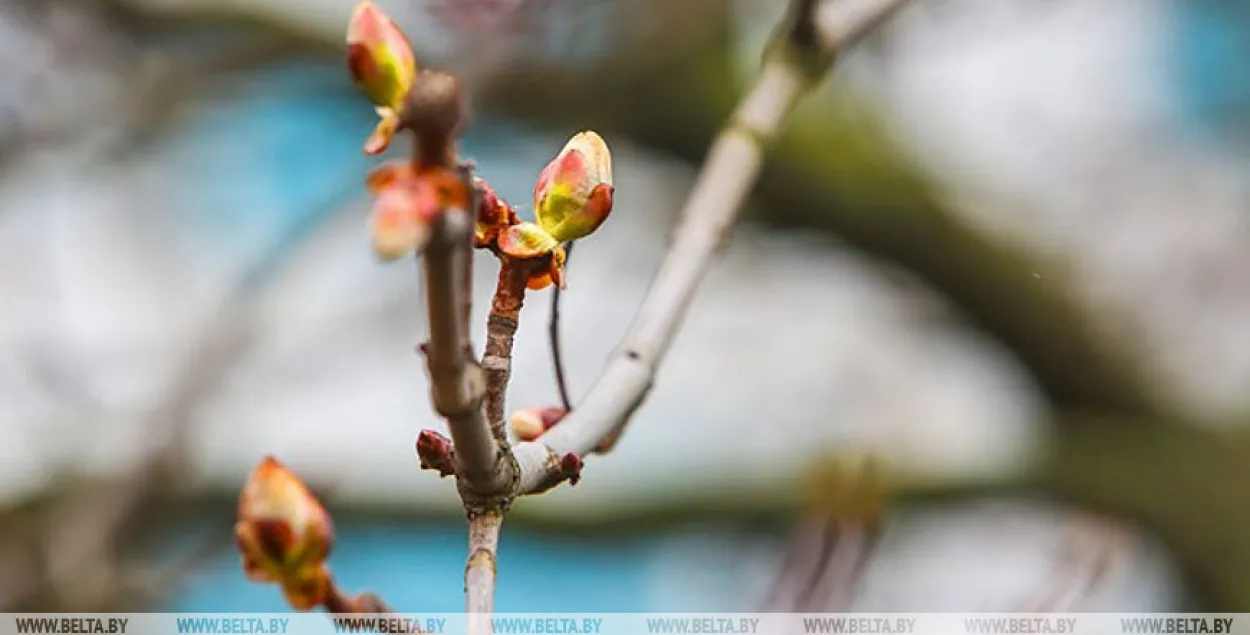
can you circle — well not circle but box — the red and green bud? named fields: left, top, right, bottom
left=497, top=222, right=559, bottom=259
left=346, top=1, right=417, bottom=112
left=370, top=180, right=438, bottom=261
left=509, top=406, right=569, bottom=441
left=235, top=457, right=334, bottom=610
left=415, top=429, right=456, bottom=477
left=533, top=131, right=614, bottom=243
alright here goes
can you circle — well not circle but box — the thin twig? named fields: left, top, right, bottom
left=549, top=242, right=574, bottom=411
left=512, top=0, right=915, bottom=494
left=483, top=261, right=529, bottom=440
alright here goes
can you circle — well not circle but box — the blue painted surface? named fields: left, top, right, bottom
left=1168, top=0, right=1250, bottom=146
left=171, top=63, right=371, bottom=261
left=168, top=522, right=658, bottom=612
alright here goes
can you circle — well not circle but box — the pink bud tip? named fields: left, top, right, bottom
left=509, top=406, right=568, bottom=441
left=346, top=1, right=417, bottom=111
left=533, top=130, right=615, bottom=243
left=415, top=429, right=456, bottom=477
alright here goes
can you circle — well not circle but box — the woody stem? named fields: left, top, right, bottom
left=483, top=260, right=529, bottom=441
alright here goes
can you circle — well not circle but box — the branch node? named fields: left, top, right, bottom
left=725, top=119, right=771, bottom=147
left=455, top=445, right=519, bottom=514
left=767, top=0, right=836, bottom=82
left=528, top=449, right=584, bottom=493
left=466, top=547, right=497, bottom=575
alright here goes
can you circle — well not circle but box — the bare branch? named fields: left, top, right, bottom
left=512, top=0, right=915, bottom=494
left=483, top=261, right=529, bottom=441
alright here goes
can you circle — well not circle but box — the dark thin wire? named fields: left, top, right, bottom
left=549, top=241, right=574, bottom=411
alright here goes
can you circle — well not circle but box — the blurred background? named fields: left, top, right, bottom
left=1, top=0, right=1248, bottom=614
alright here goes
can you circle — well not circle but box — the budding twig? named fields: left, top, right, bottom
left=405, top=74, right=518, bottom=511
left=387, top=69, right=519, bottom=618
left=511, top=0, right=915, bottom=494
left=483, top=261, right=530, bottom=441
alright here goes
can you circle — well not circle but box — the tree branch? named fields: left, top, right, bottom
left=512, top=0, right=915, bottom=494
left=406, top=73, right=518, bottom=513
left=399, top=70, right=520, bottom=617
left=465, top=510, right=503, bottom=621
left=483, top=261, right=529, bottom=441
left=422, top=210, right=509, bottom=502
